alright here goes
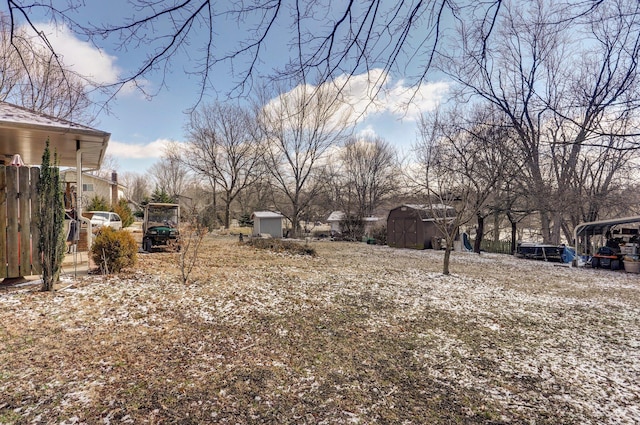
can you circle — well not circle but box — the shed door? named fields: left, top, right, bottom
left=391, top=218, right=418, bottom=249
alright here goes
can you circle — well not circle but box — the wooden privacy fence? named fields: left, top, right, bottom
left=0, top=165, right=42, bottom=278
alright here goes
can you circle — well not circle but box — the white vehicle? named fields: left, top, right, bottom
left=88, top=211, right=123, bottom=231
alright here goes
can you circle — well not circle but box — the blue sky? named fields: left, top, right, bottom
left=24, top=1, right=452, bottom=175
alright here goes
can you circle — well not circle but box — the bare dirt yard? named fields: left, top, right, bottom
left=1, top=236, right=639, bottom=424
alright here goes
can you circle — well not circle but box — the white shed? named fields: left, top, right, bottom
left=327, top=211, right=345, bottom=233
left=251, top=211, right=284, bottom=238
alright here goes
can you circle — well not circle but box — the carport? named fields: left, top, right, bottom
left=573, top=216, right=640, bottom=259
left=0, top=102, right=110, bottom=278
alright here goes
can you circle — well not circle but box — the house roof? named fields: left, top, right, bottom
left=60, top=169, right=126, bottom=190
left=327, top=211, right=380, bottom=222
left=252, top=211, right=284, bottom=219
left=0, top=102, right=110, bottom=169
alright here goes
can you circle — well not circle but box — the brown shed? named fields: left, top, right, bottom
left=387, top=204, right=456, bottom=249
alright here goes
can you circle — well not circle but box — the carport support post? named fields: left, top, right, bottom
left=76, top=146, right=94, bottom=250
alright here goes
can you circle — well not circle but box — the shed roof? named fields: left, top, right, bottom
left=327, top=211, right=345, bottom=222
left=252, top=211, right=284, bottom=219
left=0, top=101, right=110, bottom=169
left=391, top=204, right=456, bottom=220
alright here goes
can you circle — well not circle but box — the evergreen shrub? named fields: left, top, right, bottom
left=91, top=227, right=138, bottom=274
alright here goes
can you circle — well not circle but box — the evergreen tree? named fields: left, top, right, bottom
left=37, top=140, right=65, bottom=291
left=150, top=187, right=175, bottom=203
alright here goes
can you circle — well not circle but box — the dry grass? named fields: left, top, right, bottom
left=1, top=236, right=639, bottom=424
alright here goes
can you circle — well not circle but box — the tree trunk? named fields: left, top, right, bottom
left=224, top=192, right=231, bottom=229
left=511, top=220, right=517, bottom=255
left=474, top=214, right=485, bottom=254
left=493, top=210, right=501, bottom=243
left=540, top=211, right=552, bottom=244
left=442, top=245, right=451, bottom=275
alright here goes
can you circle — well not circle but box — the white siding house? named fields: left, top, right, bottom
left=61, top=169, right=125, bottom=209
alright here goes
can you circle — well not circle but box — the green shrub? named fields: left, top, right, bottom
left=113, top=199, right=134, bottom=228
left=244, top=238, right=316, bottom=256
left=370, top=224, right=387, bottom=245
left=238, top=213, right=253, bottom=227
left=86, top=195, right=109, bottom=211
left=91, top=227, right=138, bottom=274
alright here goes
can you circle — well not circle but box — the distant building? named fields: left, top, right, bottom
left=251, top=211, right=285, bottom=238
left=61, top=169, right=125, bottom=209
left=327, top=211, right=381, bottom=237
left=387, top=204, right=457, bottom=249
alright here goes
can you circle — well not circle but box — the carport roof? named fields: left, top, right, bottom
left=574, top=216, right=640, bottom=238
left=0, top=102, right=110, bottom=169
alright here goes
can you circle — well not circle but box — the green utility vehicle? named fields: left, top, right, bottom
left=142, top=203, right=180, bottom=252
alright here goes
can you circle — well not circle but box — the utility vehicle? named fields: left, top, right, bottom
left=142, top=203, right=180, bottom=252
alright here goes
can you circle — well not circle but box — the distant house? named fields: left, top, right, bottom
left=387, top=204, right=457, bottom=249
left=61, top=169, right=125, bottom=209
left=251, top=211, right=284, bottom=238
left=327, top=210, right=381, bottom=237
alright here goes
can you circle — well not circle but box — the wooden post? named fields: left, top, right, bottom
left=0, top=166, right=6, bottom=278
left=30, top=167, right=41, bottom=275
left=6, top=166, right=19, bottom=277
left=19, top=167, right=31, bottom=276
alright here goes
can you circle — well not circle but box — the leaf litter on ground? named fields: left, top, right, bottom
left=0, top=236, right=639, bottom=424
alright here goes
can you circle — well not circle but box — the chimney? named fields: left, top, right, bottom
left=111, top=171, right=118, bottom=207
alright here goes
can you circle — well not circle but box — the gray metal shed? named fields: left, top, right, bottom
left=251, top=211, right=284, bottom=238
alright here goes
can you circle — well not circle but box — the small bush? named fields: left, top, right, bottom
left=113, top=199, right=134, bottom=227
left=91, top=227, right=138, bottom=274
left=244, top=238, right=316, bottom=256
left=370, top=224, right=387, bottom=245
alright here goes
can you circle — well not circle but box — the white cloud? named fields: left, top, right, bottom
left=25, top=23, right=121, bottom=86
left=106, top=139, right=176, bottom=159
left=357, top=125, right=379, bottom=139
left=386, top=79, right=450, bottom=120
left=270, top=69, right=450, bottom=128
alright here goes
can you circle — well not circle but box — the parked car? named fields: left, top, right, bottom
left=88, top=211, right=123, bottom=231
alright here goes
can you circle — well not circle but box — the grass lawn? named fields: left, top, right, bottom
left=1, top=236, right=638, bottom=424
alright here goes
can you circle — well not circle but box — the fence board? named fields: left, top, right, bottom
left=0, top=166, right=6, bottom=278
left=30, top=167, right=41, bottom=275
left=6, top=166, right=19, bottom=277
left=19, top=167, right=31, bottom=276
left=0, top=166, right=42, bottom=279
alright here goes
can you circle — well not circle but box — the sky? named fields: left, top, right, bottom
left=22, top=1, right=453, bottom=176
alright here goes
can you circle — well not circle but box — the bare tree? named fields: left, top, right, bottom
left=0, top=13, right=95, bottom=122
left=3, top=0, right=636, bottom=121
left=326, top=136, right=398, bottom=239
left=183, top=102, right=263, bottom=229
left=0, top=1, right=488, bottom=101
left=340, top=137, right=398, bottom=217
left=412, top=119, right=476, bottom=275
left=441, top=0, right=640, bottom=244
left=149, top=142, right=192, bottom=202
left=120, top=171, right=150, bottom=206
left=257, top=81, right=351, bottom=237
left=420, top=106, right=517, bottom=253
left=87, top=154, right=120, bottom=180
